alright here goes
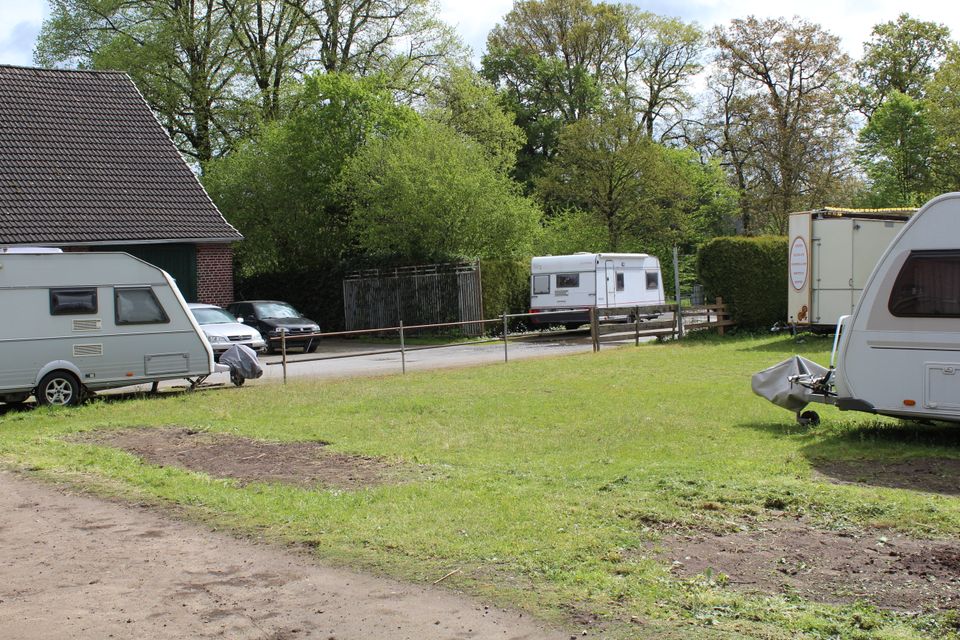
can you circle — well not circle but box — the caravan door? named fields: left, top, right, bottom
left=604, top=260, right=617, bottom=307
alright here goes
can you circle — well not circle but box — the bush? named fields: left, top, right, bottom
left=696, top=236, right=787, bottom=329
left=480, top=259, right=530, bottom=324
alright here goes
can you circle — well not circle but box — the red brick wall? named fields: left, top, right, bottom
left=196, top=244, right=235, bottom=306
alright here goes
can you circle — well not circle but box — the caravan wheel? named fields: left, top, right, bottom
left=37, top=371, right=81, bottom=407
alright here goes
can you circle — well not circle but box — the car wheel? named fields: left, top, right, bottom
left=262, top=333, right=276, bottom=355
left=305, top=341, right=318, bottom=353
left=37, top=371, right=81, bottom=407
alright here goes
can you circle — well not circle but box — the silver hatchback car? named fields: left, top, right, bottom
left=188, top=303, right=266, bottom=358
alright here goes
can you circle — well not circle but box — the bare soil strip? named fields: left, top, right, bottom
left=0, top=470, right=570, bottom=640
left=813, top=457, right=960, bottom=497
left=658, top=518, right=960, bottom=612
left=73, top=427, right=415, bottom=490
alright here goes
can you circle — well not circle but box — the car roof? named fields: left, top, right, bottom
left=188, top=302, right=223, bottom=309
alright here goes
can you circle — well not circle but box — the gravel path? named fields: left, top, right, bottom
left=0, top=470, right=571, bottom=640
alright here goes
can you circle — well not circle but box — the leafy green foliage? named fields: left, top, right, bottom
left=340, top=120, right=542, bottom=262
left=479, top=260, right=531, bottom=320
left=856, top=92, right=934, bottom=207
left=852, top=13, right=952, bottom=117
left=925, top=46, right=960, bottom=192
left=697, top=236, right=788, bottom=328
left=203, top=73, right=417, bottom=274
left=428, top=66, right=525, bottom=173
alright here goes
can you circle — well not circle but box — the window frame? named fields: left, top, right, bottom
left=114, top=287, right=170, bottom=326
left=532, top=274, right=550, bottom=295
left=888, top=250, right=960, bottom=318
left=49, top=288, right=98, bottom=316
left=556, top=273, right=580, bottom=288
left=645, top=271, right=659, bottom=290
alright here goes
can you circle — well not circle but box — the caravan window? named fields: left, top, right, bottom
left=532, top=274, right=550, bottom=294
left=115, top=288, right=170, bottom=325
left=888, top=251, right=960, bottom=317
left=646, top=271, right=659, bottom=290
left=556, top=273, right=580, bottom=288
left=50, top=288, right=98, bottom=315
left=616, top=272, right=625, bottom=291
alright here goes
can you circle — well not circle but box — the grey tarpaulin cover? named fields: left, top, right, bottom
left=751, top=355, right=828, bottom=412
left=220, top=344, right=263, bottom=380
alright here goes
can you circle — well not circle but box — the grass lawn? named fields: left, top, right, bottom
left=2, top=333, right=959, bottom=639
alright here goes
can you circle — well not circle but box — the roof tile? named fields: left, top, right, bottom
left=0, top=65, right=242, bottom=245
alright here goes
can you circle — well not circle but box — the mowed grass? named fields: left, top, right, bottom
left=2, top=334, right=960, bottom=639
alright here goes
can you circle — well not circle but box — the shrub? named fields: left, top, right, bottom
left=697, top=236, right=787, bottom=329
left=480, top=259, right=530, bottom=323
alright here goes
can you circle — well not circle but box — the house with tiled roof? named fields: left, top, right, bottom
left=0, top=65, right=242, bottom=305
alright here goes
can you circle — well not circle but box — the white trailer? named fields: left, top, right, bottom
left=787, top=208, right=913, bottom=329
left=0, top=251, right=224, bottom=406
left=529, top=253, right=664, bottom=328
left=755, top=193, right=960, bottom=424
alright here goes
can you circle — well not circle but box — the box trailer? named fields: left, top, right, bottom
left=529, top=253, right=665, bottom=328
left=756, top=192, right=960, bottom=425
left=788, top=208, right=914, bottom=329
left=0, top=251, right=224, bottom=406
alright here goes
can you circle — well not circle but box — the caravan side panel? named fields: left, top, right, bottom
left=836, top=194, right=960, bottom=422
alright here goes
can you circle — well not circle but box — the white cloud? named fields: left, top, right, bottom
left=436, top=0, right=514, bottom=60
left=0, top=0, right=47, bottom=66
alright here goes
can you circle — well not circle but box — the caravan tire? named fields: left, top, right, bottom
left=36, top=371, right=81, bottom=407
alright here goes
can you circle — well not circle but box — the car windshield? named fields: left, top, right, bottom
left=253, top=302, right=301, bottom=319
left=192, top=307, right=238, bottom=325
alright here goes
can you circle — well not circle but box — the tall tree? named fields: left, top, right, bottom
left=427, top=66, right=525, bottom=173
left=481, top=0, right=703, bottom=184
left=709, top=16, right=853, bottom=233
left=536, top=111, right=736, bottom=253
left=856, top=91, right=934, bottom=206
left=37, top=0, right=240, bottom=162
left=614, top=7, right=703, bottom=139
left=925, top=45, right=960, bottom=192
left=340, top=120, right=542, bottom=263
left=36, top=0, right=463, bottom=159
left=202, top=73, right=416, bottom=273
left=852, top=13, right=951, bottom=117
left=219, top=0, right=313, bottom=120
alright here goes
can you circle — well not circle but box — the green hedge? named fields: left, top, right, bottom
left=696, top=236, right=787, bottom=329
left=480, top=259, right=530, bottom=324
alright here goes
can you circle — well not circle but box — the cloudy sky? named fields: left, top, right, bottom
left=2, top=0, right=959, bottom=67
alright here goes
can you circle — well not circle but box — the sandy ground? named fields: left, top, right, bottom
left=0, top=470, right=572, bottom=640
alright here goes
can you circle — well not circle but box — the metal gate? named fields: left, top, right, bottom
left=343, top=262, right=483, bottom=335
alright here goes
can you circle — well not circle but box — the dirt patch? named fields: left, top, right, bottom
left=657, top=518, right=960, bottom=612
left=74, top=427, right=411, bottom=490
left=813, top=457, right=960, bottom=496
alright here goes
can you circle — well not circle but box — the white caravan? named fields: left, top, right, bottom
left=0, top=251, right=223, bottom=406
left=754, top=193, right=960, bottom=424
left=787, top=208, right=912, bottom=329
left=529, top=253, right=665, bottom=328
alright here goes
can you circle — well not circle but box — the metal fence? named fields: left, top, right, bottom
left=343, top=262, right=484, bottom=336
left=266, top=299, right=733, bottom=383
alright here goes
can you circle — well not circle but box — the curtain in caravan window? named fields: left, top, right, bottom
left=888, top=251, right=960, bottom=317
left=115, top=288, right=170, bottom=324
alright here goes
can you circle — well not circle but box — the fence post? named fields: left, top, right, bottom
left=590, top=307, right=600, bottom=352
left=400, top=320, right=406, bottom=374
left=717, top=297, right=726, bottom=336
left=634, top=306, right=640, bottom=346
left=673, top=246, right=684, bottom=339
left=502, top=312, right=509, bottom=362
left=281, top=330, right=288, bottom=384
